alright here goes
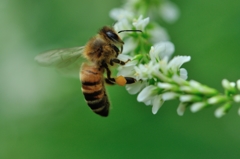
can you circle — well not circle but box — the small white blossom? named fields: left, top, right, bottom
left=157, top=82, right=174, bottom=90
left=121, top=37, right=137, bottom=54
left=149, top=24, right=169, bottom=43
left=179, top=68, right=188, bottom=80
left=237, top=79, right=240, bottom=91
left=134, top=61, right=159, bottom=80
left=177, top=103, right=187, bottom=116
left=180, top=95, right=201, bottom=103
left=132, top=15, right=150, bottom=30
left=215, top=107, right=226, bottom=118
left=233, top=95, right=240, bottom=103
left=162, top=92, right=178, bottom=101
left=137, top=85, right=158, bottom=103
left=207, top=95, right=226, bottom=104
left=190, top=102, right=206, bottom=113
left=222, top=79, right=236, bottom=91
left=114, top=18, right=132, bottom=33
left=238, top=107, right=240, bottom=116
left=150, top=41, right=175, bottom=62
left=214, top=103, right=231, bottom=118
left=110, top=8, right=134, bottom=21
left=159, top=1, right=180, bottom=24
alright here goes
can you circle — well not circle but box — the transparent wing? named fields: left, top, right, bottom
left=35, top=46, right=85, bottom=67
left=35, top=46, right=86, bottom=78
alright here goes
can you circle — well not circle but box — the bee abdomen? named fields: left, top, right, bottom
left=82, top=84, right=110, bottom=117
left=80, top=63, right=110, bottom=117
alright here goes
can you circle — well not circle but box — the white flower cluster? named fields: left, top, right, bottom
left=110, top=0, right=240, bottom=118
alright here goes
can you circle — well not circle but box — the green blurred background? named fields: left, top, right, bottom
left=1, top=0, right=240, bottom=158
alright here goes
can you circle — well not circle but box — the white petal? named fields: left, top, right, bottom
left=149, top=25, right=169, bottom=43
left=221, top=79, right=235, bottom=90
left=167, top=56, right=191, bottom=70
left=179, top=95, right=194, bottom=102
left=109, top=8, right=134, bottom=21
left=215, top=107, right=226, bottom=118
left=238, top=107, right=240, bottom=116
left=207, top=95, right=225, bottom=104
left=157, top=82, right=173, bottom=89
left=234, top=95, right=240, bottom=103
left=237, top=79, right=240, bottom=91
left=152, top=95, right=164, bottom=114
left=137, top=85, right=157, bottom=102
left=114, top=18, right=132, bottom=33
left=133, top=15, right=150, bottom=30
left=180, top=68, right=188, bottom=80
left=162, top=92, right=178, bottom=101
left=159, top=1, right=180, bottom=24
left=190, top=102, right=206, bottom=113
left=150, top=42, right=175, bottom=61
left=126, top=81, right=146, bottom=95
left=177, top=103, right=186, bottom=116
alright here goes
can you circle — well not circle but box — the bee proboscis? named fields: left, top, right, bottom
left=35, top=26, right=142, bottom=117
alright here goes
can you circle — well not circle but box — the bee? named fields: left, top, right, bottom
left=35, top=26, right=142, bottom=117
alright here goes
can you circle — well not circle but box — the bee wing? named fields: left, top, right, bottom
left=35, top=46, right=85, bottom=67
left=35, top=46, right=86, bottom=78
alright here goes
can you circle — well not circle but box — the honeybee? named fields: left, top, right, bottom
left=35, top=26, right=141, bottom=117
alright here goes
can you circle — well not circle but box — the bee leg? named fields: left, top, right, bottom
left=102, top=61, right=115, bottom=82
left=115, top=76, right=136, bottom=86
left=110, top=58, right=131, bottom=66
left=105, top=78, right=115, bottom=85
left=111, top=44, right=120, bottom=57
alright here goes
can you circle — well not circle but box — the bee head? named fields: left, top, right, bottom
left=100, top=26, right=124, bottom=45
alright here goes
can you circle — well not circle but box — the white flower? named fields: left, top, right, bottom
left=121, top=37, right=137, bottom=54
left=114, top=18, right=132, bottom=33
left=149, top=24, right=169, bottom=43
left=233, top=95, right=240, bottom=103
left=110, top=8, right=134, bottom=21
left=159, top=1, right=180, bottom=24
left=134, top=61, right=158, bottom=80
left=132, top=15, right=150, bottom=30
left=149, top=41, right=175, bottom=62
left=222, top=79, right=236, bottom=91
left=137, top=85, right=158, bottom=103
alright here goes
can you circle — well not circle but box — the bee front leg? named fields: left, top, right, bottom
left=110, top=58, right=131, bottom=66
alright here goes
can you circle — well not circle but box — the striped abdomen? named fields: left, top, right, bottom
left=80, top=63, right=110, bottom=117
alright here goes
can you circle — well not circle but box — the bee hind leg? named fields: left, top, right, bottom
left=115, top=76, right=136, bottom=86
left=105, top=76, right=136, bottom=86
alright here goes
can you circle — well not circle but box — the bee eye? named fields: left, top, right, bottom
left=106, top=31, right=119, bottom=41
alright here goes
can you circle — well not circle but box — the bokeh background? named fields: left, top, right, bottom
left=1, top=0, right=240, bottom=158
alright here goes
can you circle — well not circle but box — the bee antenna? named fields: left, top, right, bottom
left=118, top=30, right=142, bottom=34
